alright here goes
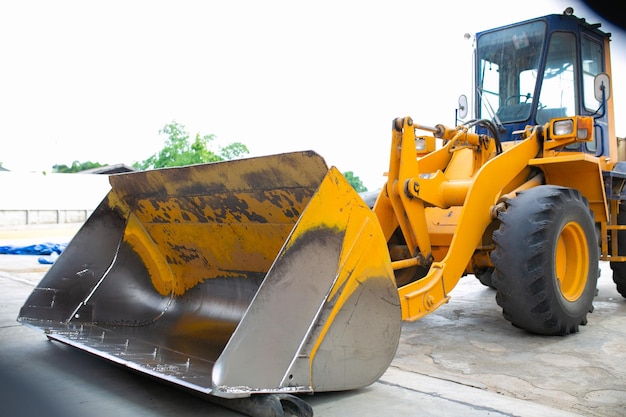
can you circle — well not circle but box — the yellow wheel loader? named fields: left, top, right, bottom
left=17, top=7, right=626, bottom=416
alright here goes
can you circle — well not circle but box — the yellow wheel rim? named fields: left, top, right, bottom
left=554, top=221, right=588, bottom=302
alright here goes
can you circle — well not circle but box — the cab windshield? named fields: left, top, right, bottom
left=477, top=20, right=546, bottom=123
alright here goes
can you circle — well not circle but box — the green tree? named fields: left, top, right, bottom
left=135, top=121, right=249, bottom=170
left=53, top=161, right=107, bottom=173
left=343, top=171, right=367, bottom=192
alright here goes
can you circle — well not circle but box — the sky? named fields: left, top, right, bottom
left=1, top=0, right=625, bottom=191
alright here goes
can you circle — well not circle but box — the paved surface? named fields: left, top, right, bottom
left=1, top=224, right=625, bottom=416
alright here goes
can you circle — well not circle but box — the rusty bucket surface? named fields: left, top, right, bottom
left=18, top=151, right=401, bottom=399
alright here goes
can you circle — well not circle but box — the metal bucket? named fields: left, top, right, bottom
left=18, top=151, right=401, bottom=400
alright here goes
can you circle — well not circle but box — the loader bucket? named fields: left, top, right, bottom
left=17, top=151, right=401, bottom=399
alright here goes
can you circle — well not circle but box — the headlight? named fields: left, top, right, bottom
left=545, top=116, right=593, bottom=150
left=414, top=135, right=436, bottom=154
left=553, top=119, right=574, bottom=136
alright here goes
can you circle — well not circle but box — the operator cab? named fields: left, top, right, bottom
left=474, top=8, right=611, bottom=156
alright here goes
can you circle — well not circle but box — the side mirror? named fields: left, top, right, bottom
left=457, top=95, right=469, bottom=120
left=594, top=73, right=610, bottom=101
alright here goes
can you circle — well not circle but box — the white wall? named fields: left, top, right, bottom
left=0, top=172, right=111, bottom=226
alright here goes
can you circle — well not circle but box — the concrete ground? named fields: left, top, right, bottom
left=1, top=224, right=625, bottom=417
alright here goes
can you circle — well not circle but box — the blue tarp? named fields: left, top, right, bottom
left=0, top=243, right=66, bottom=264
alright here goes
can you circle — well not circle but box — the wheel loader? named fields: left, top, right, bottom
left=17, top=7, right=626, bottom=417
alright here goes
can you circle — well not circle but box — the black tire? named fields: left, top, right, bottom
left=491, top=186, right=598, bottom=335
left=609, top=204, right=626, bottom=297
left=475, top=267, right=495, bottom=289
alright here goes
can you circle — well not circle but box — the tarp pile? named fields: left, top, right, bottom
left=0, top=243, right=66, bottom=264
